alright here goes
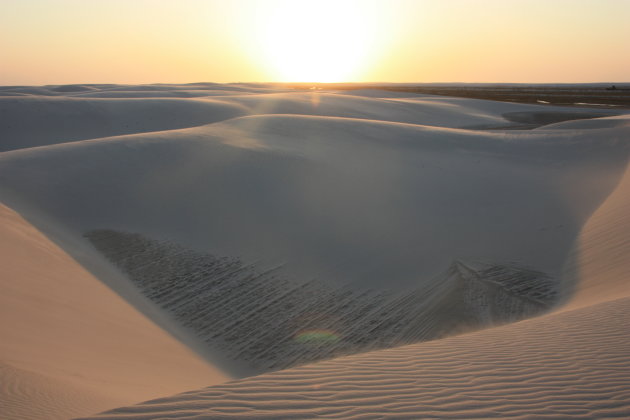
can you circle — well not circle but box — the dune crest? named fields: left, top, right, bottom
left=562, top=161, right=630, bottom=309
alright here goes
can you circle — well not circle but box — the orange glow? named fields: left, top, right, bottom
left=0, top=0, right=628, bottom=84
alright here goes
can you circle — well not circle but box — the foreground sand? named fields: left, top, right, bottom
left=1, top=83, right=629, bottom=418
left=0, top=203, right=229, bottom=419
left=82, top=297, right=630, bottom=419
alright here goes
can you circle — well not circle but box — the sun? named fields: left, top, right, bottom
left=256, top=0, right=380, bottom=82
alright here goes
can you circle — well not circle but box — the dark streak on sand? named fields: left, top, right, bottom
left=86, top=229, right=560, bottom=376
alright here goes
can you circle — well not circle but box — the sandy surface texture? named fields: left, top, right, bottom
left=1, top=83, right=629, bottom=419
left=0, top=203, right=229, bottom=419
left=82, top=296, right=630, bottom=419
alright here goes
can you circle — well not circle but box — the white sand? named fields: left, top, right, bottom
left=1, top=83, right=629, bottom=419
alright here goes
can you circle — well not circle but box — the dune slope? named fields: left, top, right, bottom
left=0, top=204, right=229, bottom=419
left=562, top=157, right=630, bottom=309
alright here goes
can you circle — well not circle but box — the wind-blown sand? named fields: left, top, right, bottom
left=1, top=83, right=629, bottom=419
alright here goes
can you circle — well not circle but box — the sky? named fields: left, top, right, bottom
left=1, top=0, right=629, bottom=85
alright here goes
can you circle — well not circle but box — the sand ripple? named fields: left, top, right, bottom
left=0, top=363, right=116, bottom=420
left=86, top=229, right=558, bottom=376
left=83, top=296, right=630, bottom=419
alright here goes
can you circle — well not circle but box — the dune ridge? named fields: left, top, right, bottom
left=2, top=110, right=626, bottom=380
left=562, top=157, right=630, bottom=310
left=1, top=83, right=620, bottom=153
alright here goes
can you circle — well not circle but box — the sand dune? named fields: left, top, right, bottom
left=79, top=155, right=630, bottom=419
left=81, top=296, right=630, bottom=419
left=220, top=91, right=618, bottom=129
left=562, top=161, right=630, bottom=309
left=1, top=83, right=629, bottom=419
left=0, top=203, right=229, bottom=419
left=0, top=96, right=247, bottom=152
left=0, top=362, right=119, bottom=420
left=2, top=83, right=619, bottom=153
left=1, top=112, right=626, bottom=294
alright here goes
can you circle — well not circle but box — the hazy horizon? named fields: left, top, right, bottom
left=2, top=81, right=630, bottom=88
left=2, top=0, right=629, bottom=85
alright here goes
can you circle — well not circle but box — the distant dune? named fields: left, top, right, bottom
left=1, top=83, right=629, bottom=419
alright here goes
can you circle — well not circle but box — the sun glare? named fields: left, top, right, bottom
left=257, top=0, right=380, bottom=82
